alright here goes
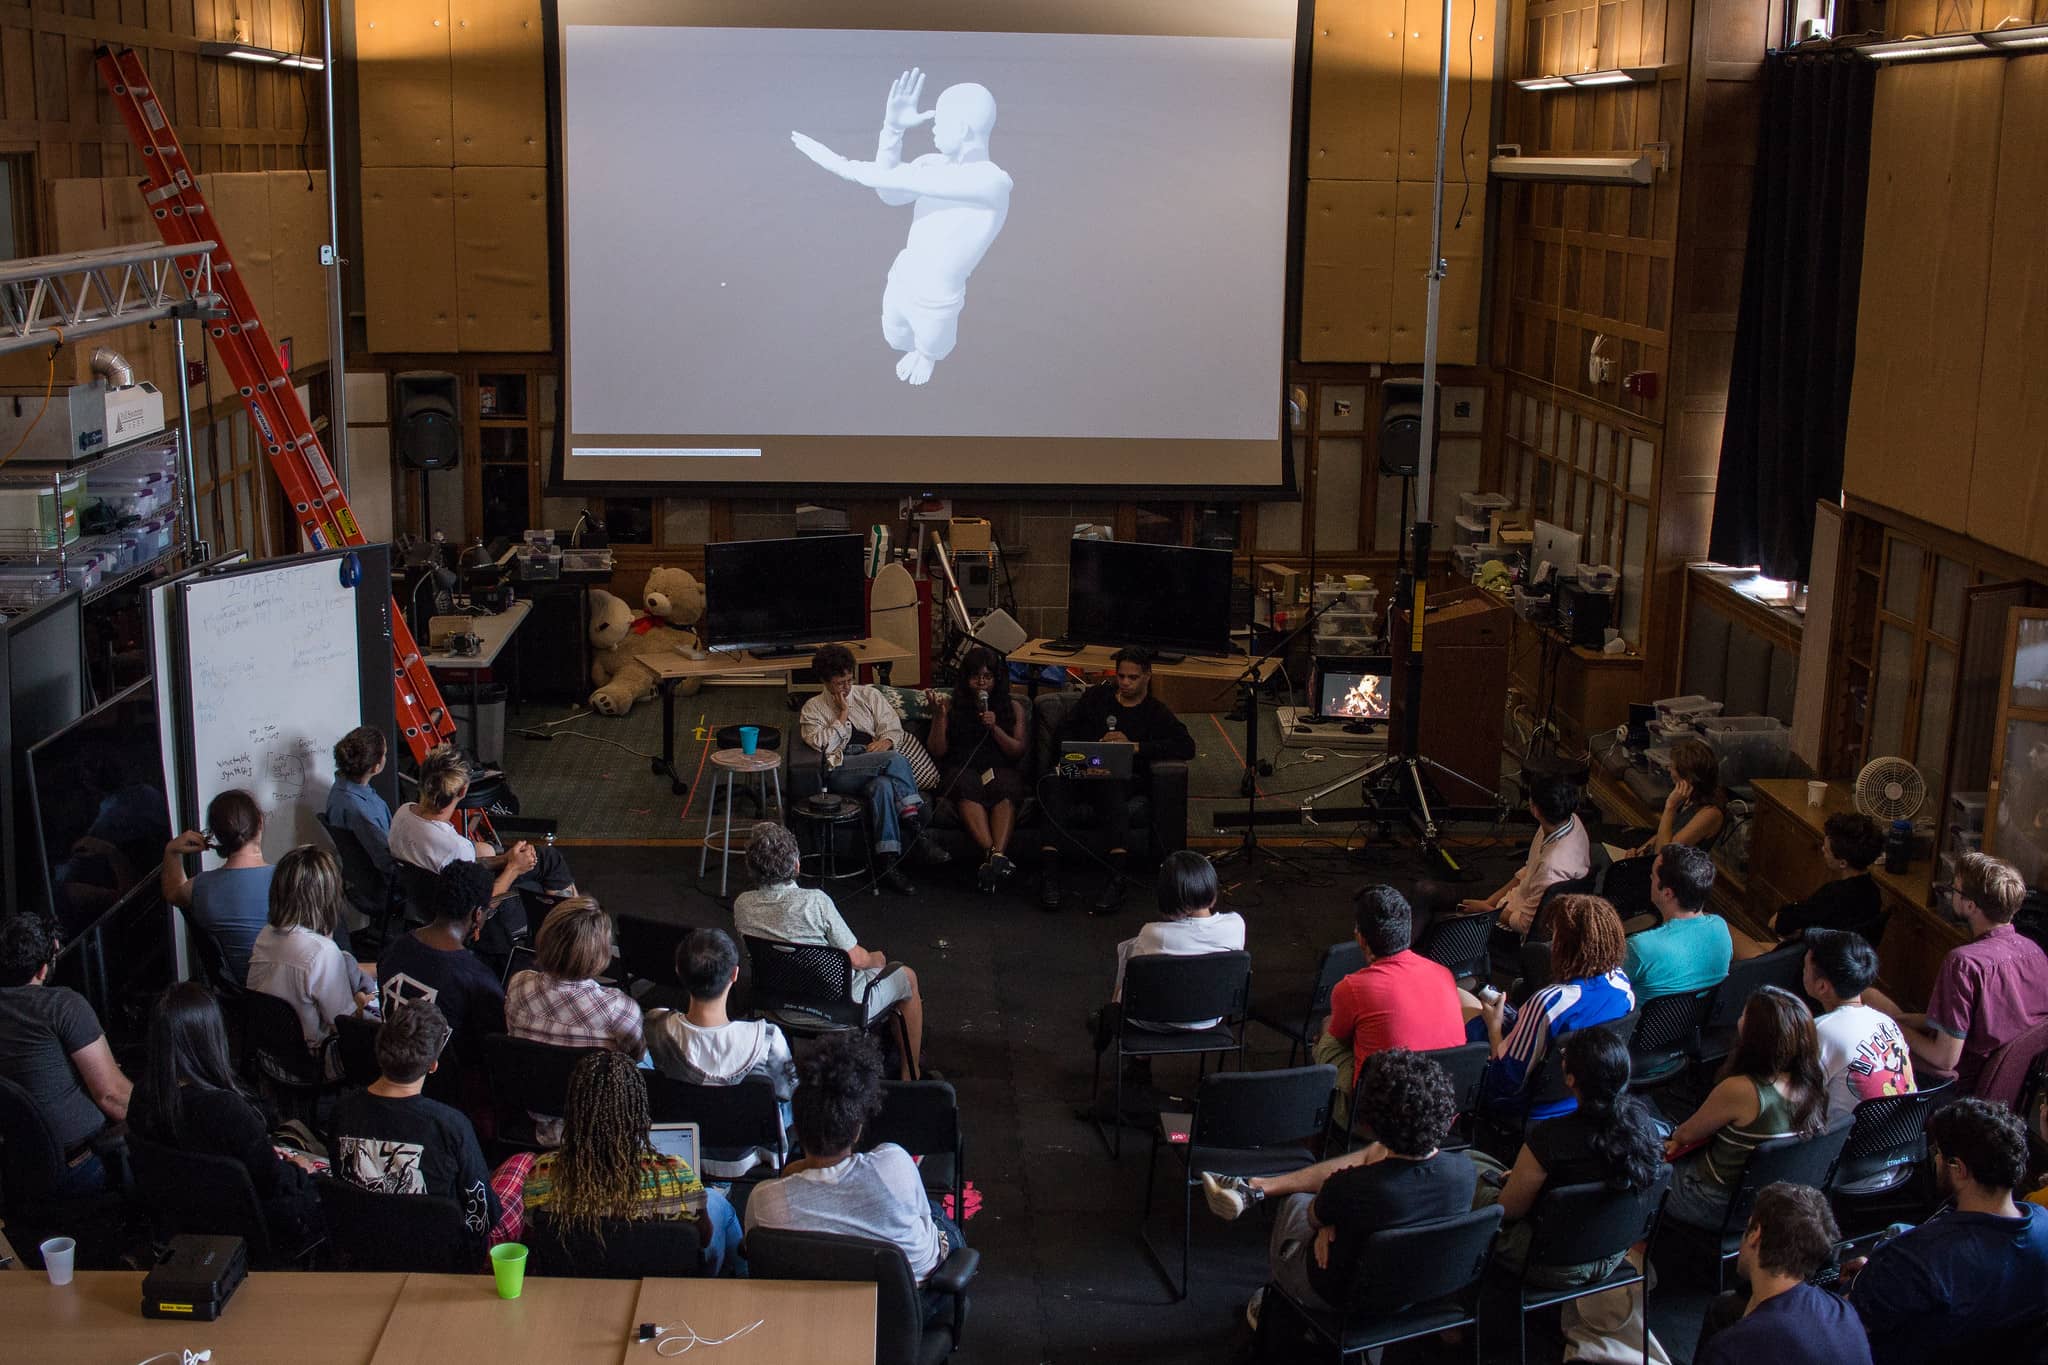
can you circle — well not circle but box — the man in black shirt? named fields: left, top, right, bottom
left=0, top=913, right=132, bottom=1195
left=1199, top=1048, right=1477, bottom=1329
left=1038, top=647, right=1196, bottom=913
left=330, top=1000, right=498, bottom=1245
left=376, top=861, right=506, bottom=1068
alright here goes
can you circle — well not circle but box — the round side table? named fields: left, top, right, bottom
left=791, top=792, right=878, bottom=895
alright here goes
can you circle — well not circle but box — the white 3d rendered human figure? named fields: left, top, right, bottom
left=792, top=69, right=1012, bottom=386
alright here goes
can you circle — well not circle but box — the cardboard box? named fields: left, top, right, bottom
left=949, top=516, right=993, bottom=551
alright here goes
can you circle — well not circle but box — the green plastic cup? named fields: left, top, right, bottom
left=489, top=1242, right=528, bottom=1299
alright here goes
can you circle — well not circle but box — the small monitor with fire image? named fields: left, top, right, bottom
left=1313, top=654, right=1394, bottom=730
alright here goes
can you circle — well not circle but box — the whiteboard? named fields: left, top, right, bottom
left=149, top=553, right=250, bottom=841
left=177, top=556, right=364, bottom=868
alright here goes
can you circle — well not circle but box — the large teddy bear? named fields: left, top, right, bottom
left=587, top=566, right=706, bottom=715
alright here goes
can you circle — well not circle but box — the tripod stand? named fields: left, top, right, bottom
left=1211, top=597, right=1336, bottom=869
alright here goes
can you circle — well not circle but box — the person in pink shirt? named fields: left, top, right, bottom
left=1317, top=885, right=1471, bottom=1121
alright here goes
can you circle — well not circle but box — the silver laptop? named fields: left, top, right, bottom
left=648, top=1121, right=701, bottom=1169
left=1055, top=742, right=1135, bottom=780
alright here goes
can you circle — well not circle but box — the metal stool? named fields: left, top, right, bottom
left=698, top=748, right=785, bottom=895
left=792, top=793, right=878, bottom=895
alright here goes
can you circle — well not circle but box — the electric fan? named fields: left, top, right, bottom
left=1854, top=757, right=1925, bottom=823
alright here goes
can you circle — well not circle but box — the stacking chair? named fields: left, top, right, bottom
left=1694, top=943, right=1808, bottom=1068
left=1256, top=1205, right=1503, bottom=1363
left=1347, top=1040, right=1493, bottom=1152
left=479, top=1033, right=603, bottom=1150
left=1248, top=941, right=1362, bottom=1066
left=1144, top=1064, right=1334, bottom=1299
left=316, top=1179, right=477, bottom=1272
left=127, top=1133, right=320, bottom=1268
left=1627, top=989, right=1717, bottom=1089
left=616, top=913, right=695, bottom=1012
left=0, top=1075, right=132, bottom=1271
left=1828, top=1080, right=1953, bottom=1233
left=332, top=1012, right=383, bottom=1088
left=1479, top=1011, right=1640, bottom=1154
left=747, top=1226, right=981, bottom=1365
left=527, top=1210, right=706, bottom=1278
left=1494, top=1167, right=1673, bottom=1365
left=1658, top=1115, right=1853, bottom=1292
left=317, top=812, right=404, bottom=951
left=643, top=1070, right=790, bottom=1181
left=866, top=1079, right=967, bottom=1219
left=242, top=990, right=340, bottom=1121
left=742, top=935, right=915, bottom=1073
left=1415, top=907, right=1500, bottom=984
left=1090, top=950, right=1252, bottom=1158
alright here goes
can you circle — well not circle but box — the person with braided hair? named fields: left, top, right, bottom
left=487, top=1049, right=743, bottom=1274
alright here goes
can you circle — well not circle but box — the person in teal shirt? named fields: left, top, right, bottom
left=1624, top=844, right=1733, bottom=1000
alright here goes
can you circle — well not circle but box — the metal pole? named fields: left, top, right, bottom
left=320, top=0, right=349, bottom=489
left=172, top=316, right=201, bottom=553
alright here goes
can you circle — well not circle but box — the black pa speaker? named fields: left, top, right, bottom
left=395, top=371, right=461, bottom=470
left=1378, top=379, right=1440, bottom=476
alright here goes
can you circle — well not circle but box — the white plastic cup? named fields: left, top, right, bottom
left=1807, top=780, right=1827, bottom=807
left=39, top=1237, right=75, bottom=1285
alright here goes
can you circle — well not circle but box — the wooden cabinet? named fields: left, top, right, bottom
left=1744, top=778, right=1963, bottom=1009
left=1506, top=609, right=1644, bottom=755
left=1389, top=587, right=1509, bottom=791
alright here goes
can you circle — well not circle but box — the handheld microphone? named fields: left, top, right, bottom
left=1105, top=714, right=1117, bottom=733
left=976, top=689, right=989, bottom=713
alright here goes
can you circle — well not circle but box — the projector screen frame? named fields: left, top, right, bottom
left=542, top=0, right=1312, bottom=501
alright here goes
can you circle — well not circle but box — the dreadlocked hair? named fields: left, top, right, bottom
left=1547, top=894, right=1628, bottom=982
left=546, top=1050, right=658, bottom=1245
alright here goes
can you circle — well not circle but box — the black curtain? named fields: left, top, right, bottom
left=1709, top=51, right=1876, bottom=582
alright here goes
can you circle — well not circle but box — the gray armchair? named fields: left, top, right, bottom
left=1031, top=690, right=1189, bottom=863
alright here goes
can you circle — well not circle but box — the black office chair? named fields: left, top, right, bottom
left=316, top=1178, right=478, bottom=1272
left=866, top=1079, right=967, bottom=1221
left=1090, top=950, right=1252, bottom=1158
left=479, top=1033, right=604, bottom=1150
left=1249, top=941, right=1363, bottom=1067
left=127, top=1132, right=320, bottom=1268
left=1145, top=1064, right=1334, bottom=1300
left=0, top=1075, right=131, bottom=1271
left=643, top=1071, right=791, bottom=1180
left=1828, top=1080, right=1953, bottom=1233
left=1415, top=907, right=1501, bottom=984
left=526, top=1210, right=707, bottom=1279
left=747, top=1226, right=981, bottom=1365
left=1658, top=1115, right=1854, bottom=1292
left=742, top=935, right=914, bottom=1071
left=1257, top=1205, right=1504, bottom=1363
left=1495, top=1167, right=1673, bottom=1365
left=1628, top=989, right=1717, bottom=1088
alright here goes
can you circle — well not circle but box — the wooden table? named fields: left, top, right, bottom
left=0, top=1270, right=877, bottom=1365
left=422, top=600, right=533, bottom=751
left=637, top=638, right=913, bottom=795
left=1009, top=638, right=1281, bottom=712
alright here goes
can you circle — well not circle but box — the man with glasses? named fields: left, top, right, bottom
left=799, top=643, right=930, bottom=894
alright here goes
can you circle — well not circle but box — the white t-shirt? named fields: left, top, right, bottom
left=387, top=803, right=477, bottom=872
left=743, top=1144, right=942, bottom=1279
left=1113, top=911, right=1248, bottom=1029
left=1815, top=1001, right=1917, bottom=1120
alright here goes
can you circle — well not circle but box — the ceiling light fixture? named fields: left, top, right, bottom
left=1488, top=149, right=1657, bottom=184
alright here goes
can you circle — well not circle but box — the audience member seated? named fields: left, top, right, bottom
left=798, top=643, right=932, bottom=894
left=1629, top=738, right=1728, bottom=855
left=487, top=1049, right=743, bottom=1273
left=1104, top=851, right=1245, bottom=1031
left=1802, top=928, right=1915, bottom=1121
left=330, top=1002, right=496, bottom=1245
left=1696, top=1183, right=1868, bottom=1365
left=1469, top=1028, right=1666, bottom=1286
left=130, top=981, right=323, bottom=1250
left=1476, top=895, right=1635, bottom=1124
left=645, top=927, right=796, bottom=1103
left=1846, top=1098, right=2048, bottom=1362
left=1660, top=985, right=1826, bottom=1231
left=1439, top=776, right=1588, bottom=939
left=1315, top=884, right=1468, bottom=1120
left=0, top=913, right=131, bottom=1195
left=745, top=1033, right=966, bottom=1319
left=733, top=822, right=925, bottom=1079
left=1865, top=852, right=2048, bottom=1092
left=160, top=789, right=273, bottom=988
left=1622, top=845, right=1732, bottom=1000
left=506, top=898, right=643, bottom=1056
left=1198, top=1048, right=1477, bottom=1332
left=376, top=861, right=506, bottom=1066
left=1038, top=646, right=1197, bottom=914
left=1771, top=812, right=1885, bottom=943
left=926, top=645, right=1030, bottom=892
left=387, top=744, right=569, bottom=923
left=246, top=846, right=377, bottom=1074
left=324, top=725, right=397, bottom=883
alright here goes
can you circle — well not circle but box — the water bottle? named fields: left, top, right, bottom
left=1884, top=818, right=1913, bottom=874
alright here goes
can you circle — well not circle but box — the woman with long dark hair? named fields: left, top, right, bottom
left=1629, top=737, right=1727, bottom=856
left=1662, top=984, right=1826, bottom=1228
left=129, top=982, right=324, bottom=1248
left=1470, top=1028, right=1666, bottom=1284
left=925, top=645, right=1030, bottom=891
left=487, top=1050, right=743, bottom=1272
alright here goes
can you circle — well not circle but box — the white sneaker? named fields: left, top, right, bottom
left=1201, top=1170, right=1263, bottom=1221
left=1244, top=1286, right=1266, bottom=1331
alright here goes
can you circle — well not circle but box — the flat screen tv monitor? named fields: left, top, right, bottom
left=1312, top=654, right=1394, bottom=728
left=1066, top=540, right=1235, bottom=658
left=702, top=533, right=867, bottom=653
left=1532, top=519, right=1583, bottom=583
left=27, top=677, right=172, bottom=941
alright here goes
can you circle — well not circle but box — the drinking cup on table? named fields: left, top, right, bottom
left=489, top=1242, right=528, bottom=1299
left=738, top=725, right=760, bottom=756
left=39, top=1237, right=75, bottom=1286
left=1807, top=780, right=1827, bottom=807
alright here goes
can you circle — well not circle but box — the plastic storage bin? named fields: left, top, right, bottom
left=1698, top=715, right=1793, bottom=790
left=131, top=512, right=175, bottom=559
left=93, top=471, right=173, bottom=520
left=0, top=475, right=85, bottom=546
left=1316, top=609, right=1376, bottom=637
left=0, top=565, right=67, bottom=603
left=1458, top=491, right=1512, bottom=521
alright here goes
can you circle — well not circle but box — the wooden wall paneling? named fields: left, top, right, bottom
left=1300, top=178, right=1397, bottom=361
left=355, top=0, right=454, bottom=168
left=1391, top=179, right=1484, bottom=363
left=1842, top=61, right=2003, bottom=535
left=205, top=170, right=277, bottom=344
left=1966, top=55, right=2048, bottom=565
left=100, top=174, right=178, bottom=389
left=1307, top=0, right=1405, bottom=181
left=1399, top=0, right=1491, bottom=185
left=448, top=0, right=545, bottom=167
left=452, top=165, right=549, bottom=351
left=266, top=169, right=328, bottom=369
left=361, top=167, right=458, bottom=352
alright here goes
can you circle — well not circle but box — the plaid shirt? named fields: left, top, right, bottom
left=505, top=971, right=645, bottom=1056
left=487, top=1150, right=704, bottom=1247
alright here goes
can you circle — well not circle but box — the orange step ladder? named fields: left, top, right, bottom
left=95, top=45, right=457, bottom=767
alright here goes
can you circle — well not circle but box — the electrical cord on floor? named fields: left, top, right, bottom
left=510, top=725, right=662, bottom=762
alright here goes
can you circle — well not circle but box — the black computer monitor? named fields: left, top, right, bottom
left=1312, top=654, right=1395, bottom=729
left=701, top=533, right=867, bottom=653
left=27, top=677, right=171, bottom=942
left=1065, top=540, right=1235, bottom=658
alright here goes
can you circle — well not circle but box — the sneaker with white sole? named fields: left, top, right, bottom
left=1244, top=1286, right=1266, bottom=1332
left=1201, top=1170, right=1264, bottom=1221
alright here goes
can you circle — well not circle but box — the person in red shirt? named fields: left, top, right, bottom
left=1317, top=885, right=1472, bottom=1122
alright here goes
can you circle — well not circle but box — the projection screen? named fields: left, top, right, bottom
left=554, top=0, right=1304, bottom=492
